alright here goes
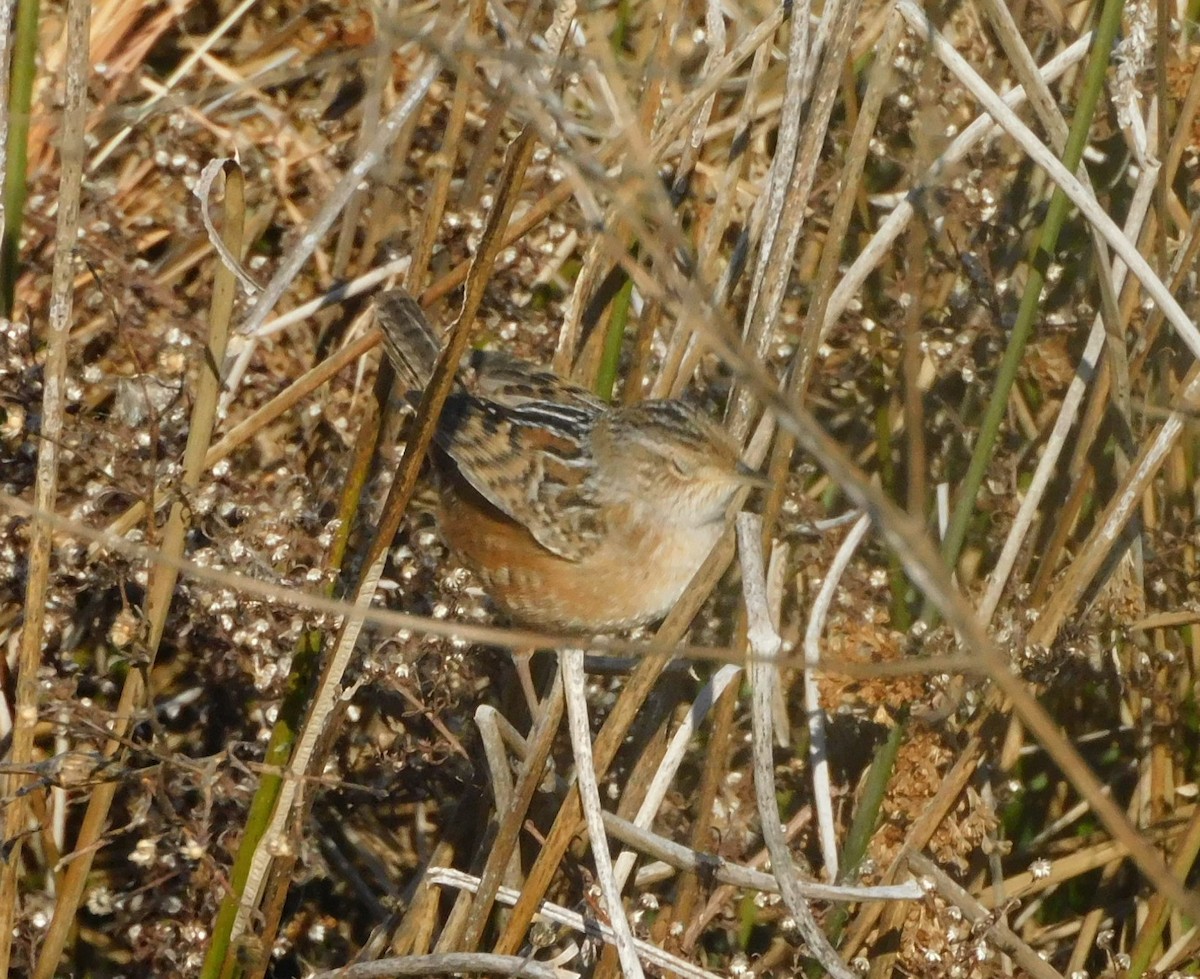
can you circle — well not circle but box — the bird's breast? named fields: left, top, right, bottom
left=436, top=487, right=722, bottom=632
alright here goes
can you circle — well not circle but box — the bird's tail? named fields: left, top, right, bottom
left=375, top=290, right=441, bottom=390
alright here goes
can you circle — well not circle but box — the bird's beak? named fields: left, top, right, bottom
left=736, top=461, right=772, bottom=490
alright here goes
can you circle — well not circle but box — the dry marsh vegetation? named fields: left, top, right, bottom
left=1, top=0, right=1199, bottom=977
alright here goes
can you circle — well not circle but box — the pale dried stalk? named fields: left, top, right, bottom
left=804, top=513, right=871, bottom=879
left=330, top=1, right=397, bottom=279
left=89, top=0, right=258, bottom=171
left=1029, top=369, right=1200, bottom=647
left=146, top=161, right=242, bottom=643
left=248, top=256, right=413, bottom=339
left=655, top=32, right=771, bottom=399
left=561, top=647, right=645, bottom=978
left=459, top=0, right=542, bottom=207
left=975, top=0, right=1135, bottom=549
left=981, top=158, right=1159, bottom=622
left=793, top=8, right=904, bottom=395
left=826, top=32, right=1091, bottom=342
left=610, top=663, right=743, bottom=891
left=737, top=513, right=855, bottom=979
left=441, top=675, right=564, bottom=952
left=429, top=868, right=726, bottom=979
left=731, top=0, right=861, bottom=440
left=0, top=0, right=13, bottom=243
left=309, top=952, right=561, bottom=979
left=1, top=1, right=89, bottom=974
left=219, top=55, right=440, bottom=414
left=473, top=705, right=525, bottom=897
left=894, top=0, right=1200, bottom=362
left=406, top=0, right=485, bottom=292
left=603, top=813, right=922, bottom=901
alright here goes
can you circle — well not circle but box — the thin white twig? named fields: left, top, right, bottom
left=1153, top=924, right=1200, bottom=973
left=980, top=156, right=1160, bottom=622
left=741, top=0, right=807, bottom=340
left=826, top=32, right=1092, bottom=335
left=230, top=546, right=390, bottom=943
left=219, top=56, right=441, bottom=415
left=811, top=510, right=865, bottom=533
left=561, top=648, right=645, bottom=979
left=308, top=952, right=564, bottom=979
left=767, top=542, right=791, bottom=747
left=804, top=513, right=871, bottom=880
left=611, top=663, right=742, bottom=892
left=735, top=0, right=860, bottom=438
left=247, top=256, right=413, bottom=338
left=5, top=0, right=89, bottom=944
left=894, top=0, right=1200, bottom=364
left=935, top=484, right=950, bottom=543
left=89, top=0, right=260, bottom=171
left=601, top=813, right=922, bottom=901
left=427, top=867, right=726, bottom=979
left=737, top=514, right=855, bottom=979
left=194, top=159, right=260, bottom=296
left=475, top=706, right=516, bottom=813
left=474, top=705, right=526, bottom=891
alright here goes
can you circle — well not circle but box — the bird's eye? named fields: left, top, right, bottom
left=670, top=456, right=696, bottom=479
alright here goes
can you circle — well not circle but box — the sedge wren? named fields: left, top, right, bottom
left=376, top=290, right=763, bottom=633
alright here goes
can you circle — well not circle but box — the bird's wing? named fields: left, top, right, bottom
left=376, top=291, right=440, bottom=389
left=464, top=351, right=607, bottom=412
left=435, top=395, right=605, bottom=561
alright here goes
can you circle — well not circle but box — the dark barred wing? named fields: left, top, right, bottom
left=376, top=290, right=440, bottom=390
left=465, top=350, right=606, bottom=413
left=375, top=288, right=607, bottom=560
left=435, top=395, right=604, bottom=561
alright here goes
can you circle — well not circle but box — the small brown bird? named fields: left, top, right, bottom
left=376, top=290, right=763, bottom=634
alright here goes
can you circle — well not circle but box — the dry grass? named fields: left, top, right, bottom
left=1, top=1, right=1199, bottom=977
